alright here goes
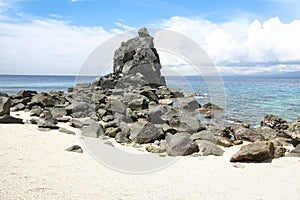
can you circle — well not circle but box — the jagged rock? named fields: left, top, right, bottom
left=217, top=136, right=233, bottom=147
left=148, top=105, right=168, bottom=124
left=16, top=90, right=37, bottom=98
left=13, top=103, right=25, bottom=111
left=30, top=106, right=43, bottom=117
left=190, top=130, right=217, bottom=143
left=261, top=114, right=288, bottom=130
left=51, top=107, right=67, bottom=118
left=181, top=98, right=201, bottom=110
left=140, top=88, right=158, bottom=102
left=233, top=126, right=265, bottom=142
left=70, top=118, right=96, bottom=128
left=65, top=145, right=83, bottom=153
left=0, top=97, right=11, bottom=116
left=284, top=118, right=300, bottom=141
left=0, top=92, right=8, bottom=97
left=105, top=98, right=126, bottom=114
left=81, top=123, right=104, bottom=138
left=105, top=127, right=121, bottom=138
left=38, top=118, right=58, bottom=129
left=166, top=134, right=199, bottom=156
left=0, top=115, right=23, bottom=124
left=113, top=27, right=166, bottom=86
left=230, top=141, right=275, bottom=162
left=128, top=98, right=148, bottom=111
left=195, top=140, right=224, bottom=156
left=129, top=121, right=164, bottom=144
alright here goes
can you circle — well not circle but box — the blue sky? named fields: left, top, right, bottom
left=1, top=0, right=300, bottom=75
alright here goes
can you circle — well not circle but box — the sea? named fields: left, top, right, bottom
left=1, top=74, right=299, bottom=126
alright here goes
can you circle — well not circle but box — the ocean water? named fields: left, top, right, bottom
left=1, top=74, right=299, bottom=126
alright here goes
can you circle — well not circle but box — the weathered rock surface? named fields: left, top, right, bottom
left=113, top=27, right=166, bottom=87
left=230, top=141, right=275, bottom=162
left=129, top=121, right=164, bottom=144
left=261, top=114, right=288, bottom=130
left=65, top=145, right=83, bottom=153
left=81, top=123, right=104, bottom=138
left=0, top=97, right=11, bottom=116
left=195, top=140, right=224, bottom=156
left=166, top=134, right=199, bottom=156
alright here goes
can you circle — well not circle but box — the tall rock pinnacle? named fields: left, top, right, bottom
left=113, top=27, right=166, bottom=87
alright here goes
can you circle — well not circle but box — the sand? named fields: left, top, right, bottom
left=0, top=111, right=300, bottom=200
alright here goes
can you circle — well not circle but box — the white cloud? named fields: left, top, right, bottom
left=1, top=14, right=300, bottom=75
left=0, top=18, right=114, bottom=75
left=160, top=16, right=300, bottom=67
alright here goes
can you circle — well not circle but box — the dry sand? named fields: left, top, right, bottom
left=0, top=111, right=300, bottom=199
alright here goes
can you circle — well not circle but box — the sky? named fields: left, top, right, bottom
left=0, top=0, right=300, bottom=75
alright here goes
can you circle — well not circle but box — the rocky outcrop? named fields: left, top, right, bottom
left=261, top=114, right=288, bottom=130
left=230, top=141, right=275, bottom=162
left=113, top=27, right=166, bottom=87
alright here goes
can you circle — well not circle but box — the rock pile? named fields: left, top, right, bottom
left=1, top=27, right=300, bottom=163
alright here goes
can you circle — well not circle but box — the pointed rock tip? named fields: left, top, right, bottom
left=138, top=27, right=150, bottom=37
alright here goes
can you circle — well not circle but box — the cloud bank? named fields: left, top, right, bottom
left=0, top=13, right=300, bottom=75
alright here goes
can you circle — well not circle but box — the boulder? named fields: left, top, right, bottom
left=65, top=145, right=83, bottom=153
left=230, top=141, right=275, bottom=162
left=105, top=98, right=126, bottom=114
left=70, top=118, right=96, bottom=128
left=30, top=106, right=43, bottom=117
left=51, top=107, right=67, bottom=118
left=195, top=140, right=224, bottom=156
left=0, top=115, right=23, bottom=124
left=81, top=123, right=104, bottom=138
left=181, top=98, right=201, bottom=110
left=261, top=114, right=288, bottom=130
left=16, top=90, right=37, bottom=98
left=129, top=121, right=164, bottom=144
left=233, top=126, right=265, bottom=142
left=148, top=105, right=168, bottom=124
left=128, top=98, right=148, bottom=111
left=284, top=118, right=300, bottom=141
left=190, top=130, right=217, bottom=144
left=166, top=134, right=199, bottom=156
left=0, top=97, right=11, bottom=116
left=13, top=103, right=25, bottom=111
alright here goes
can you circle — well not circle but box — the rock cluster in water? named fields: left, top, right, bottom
left=1, top=28, right=300, bottom=162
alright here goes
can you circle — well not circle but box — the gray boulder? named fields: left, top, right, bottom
left=105, top=98, right=126, bottom=114
left=166, top=134, right=199, bottom=156
left=230, top=141, right=275, bottom=162
left=0, top=115, right=23, bottom=124
left=65, top=145, right=83, bottom=153
left=190, top=130, right=217, bottom=143
left=129, top=121, right=164, bottom=144
left=195, top=140, right=224, bottom=156
left=0, top=97, right=11, bottom=116
left=81, top=123, right=104, bottom=138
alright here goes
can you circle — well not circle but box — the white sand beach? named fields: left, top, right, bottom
left=0, top=112, right=299, bottom=200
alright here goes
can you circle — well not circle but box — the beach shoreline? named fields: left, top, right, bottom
left=0, top=111, right=299, bottom=199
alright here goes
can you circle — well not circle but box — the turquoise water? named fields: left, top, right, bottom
left=0, top=74, right=299, bottom=126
